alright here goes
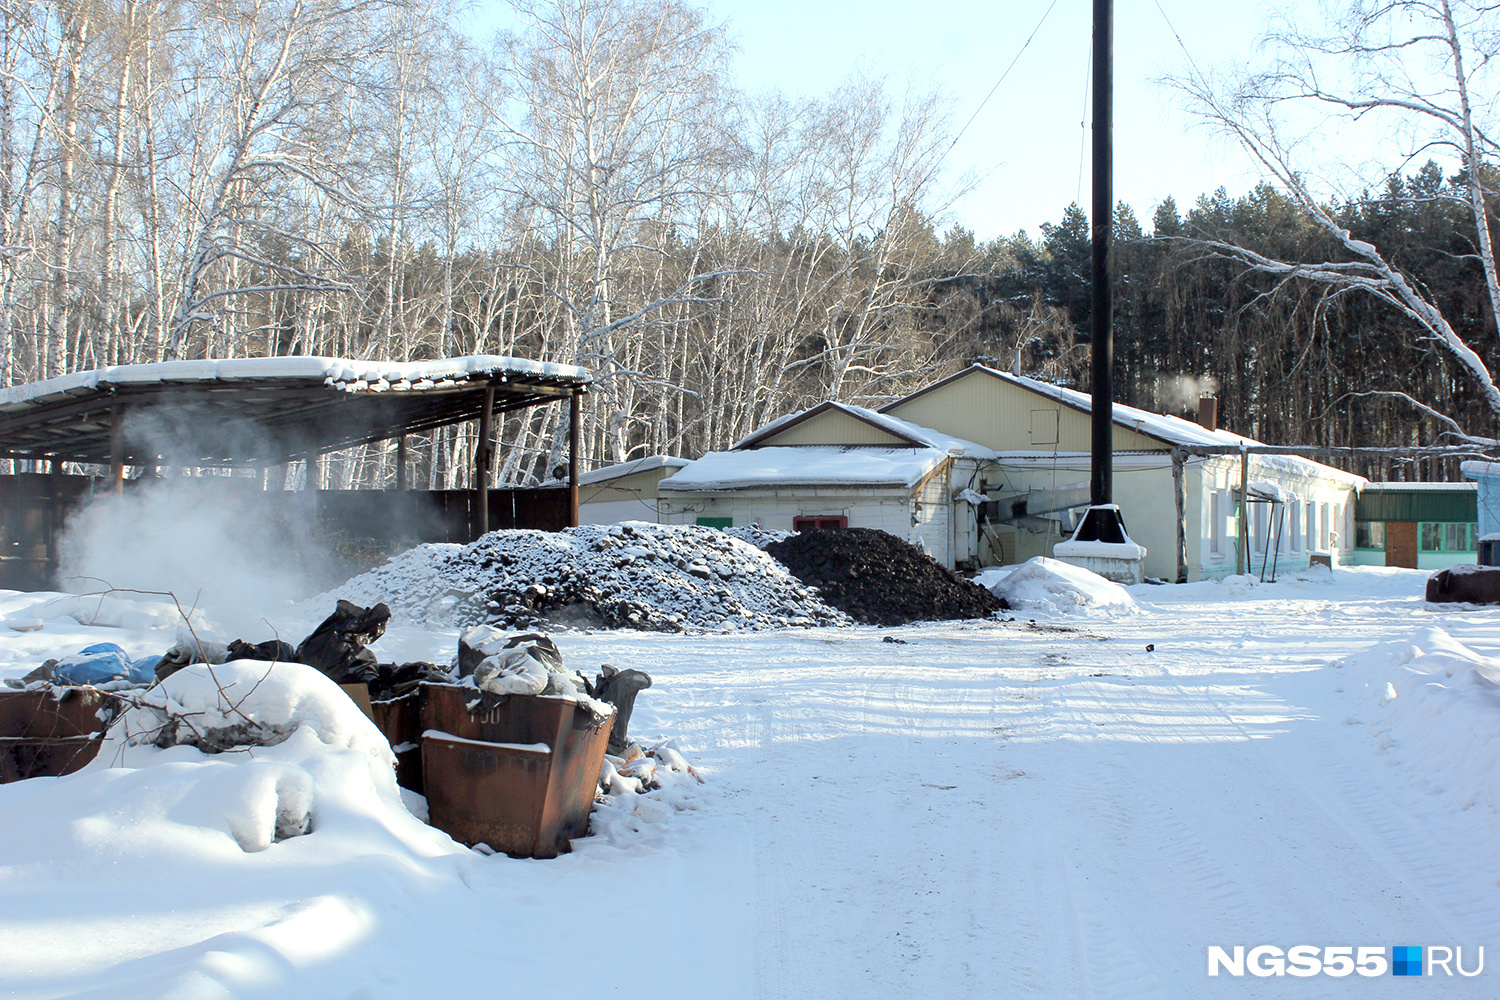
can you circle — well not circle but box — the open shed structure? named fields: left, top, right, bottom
left=0, top=356, right=590, bottom=589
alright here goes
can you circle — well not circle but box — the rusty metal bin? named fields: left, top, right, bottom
left=371, top=690, right=423, bottom=794
left=419, top=684, right=613, bottom=858
left=0, top=736, right=101, bottom=781
left=0, top=687, right=119, bottom=782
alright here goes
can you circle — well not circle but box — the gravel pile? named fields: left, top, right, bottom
left=330, top=523, right=849, bottom=632
left=766, top=528, right=1007, bottom=625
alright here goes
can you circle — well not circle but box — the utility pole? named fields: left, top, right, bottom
left=1090, top=0, right=1112, bottom=508
left=1054, top=0, right=1143, bottom=583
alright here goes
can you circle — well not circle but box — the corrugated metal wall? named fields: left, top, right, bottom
left=757, top=408, right=911, bottom=447
left=1355, top=488, right=1477, bottom=523
left=883, top=369, right=1163, bottom=452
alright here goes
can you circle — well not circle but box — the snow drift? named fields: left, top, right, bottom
left=979, top=556, right=1139, bottom=614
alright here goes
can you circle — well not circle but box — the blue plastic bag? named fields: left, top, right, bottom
left=51, top=643, right=157, bottom=686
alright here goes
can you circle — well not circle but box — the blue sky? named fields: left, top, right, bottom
left=469, top=1, right=1305, bottom=238
left=723, top=0, right=1283, bottom=238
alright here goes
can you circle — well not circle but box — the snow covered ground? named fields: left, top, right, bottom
left=3, top=565, right=1500, bottom=998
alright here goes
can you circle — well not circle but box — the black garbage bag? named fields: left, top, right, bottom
left=227, top=638, right=296, bottom=663
left=293, top=600, right=390, bottom=685
left=370, top=660, right=453, bottom=700
left=585, top=664, right=653, bottom=754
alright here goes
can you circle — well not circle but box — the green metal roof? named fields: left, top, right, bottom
left=1356, top=484, right=1477, bottom=523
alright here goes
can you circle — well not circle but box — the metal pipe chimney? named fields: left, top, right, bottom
left=1198, top=395, right=1219, bottom=432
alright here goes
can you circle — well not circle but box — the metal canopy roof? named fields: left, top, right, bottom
left=0, top=356, right=591, bottom=466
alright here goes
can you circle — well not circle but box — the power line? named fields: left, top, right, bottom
left=1151, top=0, right=1206, bottom=81
left=1075, top=39, right=1091, bottom=209
left=946, top=0, right=1061, bottom=158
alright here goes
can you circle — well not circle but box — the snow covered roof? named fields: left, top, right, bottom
left=893, top=365, right=1254, bottom=449
left=0, top=355, right=588, bottom=409
left=1461, top=461, right=1500, bottom=479
left=1364, top=481, right=1478, bottom=491
left=572, top=455, right=689, bottom=487
left=733, top=401, right=995, bottom=459
left=1245, top=479, right=1297, bottom=503
left=658, top=445, right=959, bottom=492
left=885, top=365, right=1364, bottom=485
left=0, top=355, right=591, bottom=466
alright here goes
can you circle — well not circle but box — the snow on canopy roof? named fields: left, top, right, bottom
left=659, top=445, right=957, bottom=492
left=733, top=401, right=996, bottom=459
left=0, top=355, right=590, bottom=466
left=1245, top=479, right=1297, bottom=502
left=0, top=355, right=589, bottom=409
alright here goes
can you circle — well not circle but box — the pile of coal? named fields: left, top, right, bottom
left=333, top=523, right=849, bottom=632
left=765, top=527, right=1007, bottom=626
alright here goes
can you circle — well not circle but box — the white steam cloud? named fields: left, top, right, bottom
left=54, top=408, right=346, bottom=638
left=1156, top=375, right=1221, bottom=413
left=57, top=479, right=327, bottom=637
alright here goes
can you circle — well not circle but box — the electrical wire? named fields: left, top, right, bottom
left=1075, top=39, right=1092, bottom=209
left=1151, top=0, right=1206, bottom=81
left=945, top=0, right=1061, bottom=158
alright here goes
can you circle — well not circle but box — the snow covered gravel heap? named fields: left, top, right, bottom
left=765, top=527, right=1005, bottom=626
left=333, top=522, right=849, bottom=632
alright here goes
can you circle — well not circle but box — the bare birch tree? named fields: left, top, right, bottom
left=493, top=0, right=739, bottom=465
left=163, top=0, right=402, bottom=360
left=1175, top=0, right=1500, bottom=447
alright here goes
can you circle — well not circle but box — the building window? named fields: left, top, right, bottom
left=696, top=516, right=733, bottom=529
left=1420, top=522, right=1479, bottom=552
left=1210, top=490, right=1226, bottom=556
left=1305, top=501, right=1316, bottom=550
left=1288, top=504, right=1302, bottom=551
left=1252, top=504, right=1268, bottom=554
left=1319, top=502, right=1330, bottom=549
left=793, top=516, right=847, bottom=530
left=1355, top=521, right=1385, bottom=550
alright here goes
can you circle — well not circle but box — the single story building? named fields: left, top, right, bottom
left=876, top=365, right=1365, bottom=581
left=658, top=364, right=1365, bottom=581
left=1460, top=461, right=1500, bottom=565
left=572, top=455, right=688, bottom=524
left=1351, top=482, right=1479, bottom=569
left=657, top=401, right=996, bottom=566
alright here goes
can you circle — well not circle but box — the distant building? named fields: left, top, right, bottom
left=1352, top=482, right=1479, bottom=569
left=658, top=364, right=1367, bottom=581
left=1460, top=461, right=1500, bottom=565
left=657, top=402, right=995, bottom=566
left=880, top=365, right=1364, bottom=580
left=569, top=455, right=689, bottom=524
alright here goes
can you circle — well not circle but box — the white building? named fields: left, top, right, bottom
left=657, top=401, right=996, bottom=565
left=572, top=455, right=689, bottom=524
left=657, top=365, right=1366, bottom=581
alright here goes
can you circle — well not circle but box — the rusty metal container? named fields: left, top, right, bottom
left=0, top=735, right=100, bottom=781
left=371, top=690, right=423, bottom=794
left=0, top=687, right=119, bottom=782
left=419, top=684, right=613, bottom=858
